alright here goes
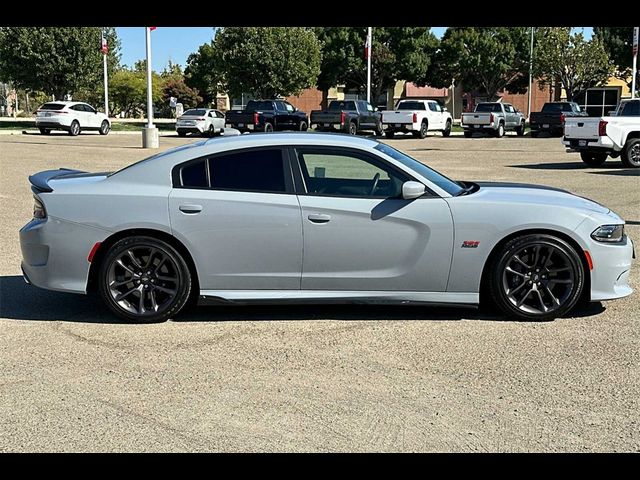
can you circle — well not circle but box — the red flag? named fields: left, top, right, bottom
left=149, top=26, right=157, bottom=31
left=100, top=31, right=108, bottom=54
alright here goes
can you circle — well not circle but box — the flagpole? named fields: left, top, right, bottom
left=142, top=27, right=159, bottom=148
left=632, top=27, right=638, bottom=99
left=527, top=26, right=534, bottom=119
left=102, top=29, right=109, bottom=117
left=366, top=27, right=372, bottom=103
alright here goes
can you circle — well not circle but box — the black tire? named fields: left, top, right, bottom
left=68, top=120, right=80, bottom=136
left=495, top=122, right=505, bottom=138
left=39, top=128, right=51, bottom=135
left=442, top=120, right=452, bottom=137
left=299, top=121, right=308, bottom=131
left=516, top=122, right=525, bottom=136
left=488, top=234, right=585, bottom=322
left=348, top=121, right=357, bottom=135
left=530, top=130, right=539, bottom=138
left=98, top=236, right=192, bottom=323
left=263, top=122, right=274, bottom=133
left=418, top=120, right=428, bottom=139
left=206, top=124, right=215, bottom=137
left=177, top=131, right=187, bottom=137
left=580, top=151, right=607, bottom=167
left=374, top=122, right=384, bottom=137
left=385, top=131, right=395, bottom=139
left=464, top=131, right=472, bottom=138
left=99, top=120, right=110, bottom=135
left=621, top=138, right=640, bottom=168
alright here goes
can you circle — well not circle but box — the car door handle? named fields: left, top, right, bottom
left=308, top=213, right=331, bottom=223
left=179, top=204, right=203, bottom=214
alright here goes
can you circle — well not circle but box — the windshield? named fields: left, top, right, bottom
left=182, top=109, right=207, bottom=116
left=374, top=143, right=464, bottom=196
left=245, top=101, right=273, bottom=111
left=397, top=101, right=426, bottom=111
left=328, top=101, right=356, bottom=111
left=475, top=103, right=502, bottom=113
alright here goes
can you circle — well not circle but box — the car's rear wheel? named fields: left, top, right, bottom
left=464, top=131, right=472, bottom=138
left=206, top=124, right=215, bottom=137
left=530, top=130, right=539, bottom=138
left=418, top=120, right=428, bottom=139
left=516, top=122, right=525, bottom=136
left=299, top=120, right=308, bottom=131
left=442, top=120, right=452, bottom=137
left=98, top=236, right=192, bottom=323
left=488, top=234, right=584, bottom=322
left=99, top=120, right=110, bottom=135
left=495, top=123, right=505, bottom=138
left=348, top=121, right=357, bottom=135
left=375, top=122, right=384, bottom=137
left=263, top=122, right=274, bottom=133
left=177, top=131, right=187, bottom=137
left=580, top=151, right=607, bottom=166
left=385, top=131, right=395, bottom=139
left=69, top=120, right=80, bottom=136
left=621, top=138, right=640, bottom=168
left=39, top=128, right=51, bottom=135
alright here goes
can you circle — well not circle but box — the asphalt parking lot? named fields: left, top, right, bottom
left=0, top=131, right=638, bottom=452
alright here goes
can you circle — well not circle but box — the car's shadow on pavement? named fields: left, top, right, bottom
left=511, top=161, right=628, bottom=170
left=0, top=275, right=606, bottom=324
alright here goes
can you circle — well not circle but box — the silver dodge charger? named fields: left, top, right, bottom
left=20, top=133, right=634, bottom=323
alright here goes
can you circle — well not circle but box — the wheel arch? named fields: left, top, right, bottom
left=479, top=228, right=591, bottom=305
left=86, top=228, right=200, bottom=295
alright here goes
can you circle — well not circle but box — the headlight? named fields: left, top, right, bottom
left=591, top=224, right=624, bottom=243
left=33, top=195, right=47, bottom=219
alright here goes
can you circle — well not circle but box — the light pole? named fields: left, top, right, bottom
left=633, top=27, right=638, bottom=99
left=366, top=27, right=372, bottom=103
left=101, top=29, right=109, bottom=117
left=142, top=27, right=159, bottom=148
left=527, top=27, right=534, bottom=119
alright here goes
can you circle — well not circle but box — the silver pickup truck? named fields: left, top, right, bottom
left=461, top=102, right=526, bottom=137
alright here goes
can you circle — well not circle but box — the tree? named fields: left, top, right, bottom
left=185, top=41, right=221, bottom=106
left=594, top=27, right=638, bottom=93
left=315, top=27, right=439, bottom=105
left=159, top=62, right=202, bottom=116
left=211, top=27, right=321, bottom=99
left=0, top=27, right=120, bottom=102
left=110, top=68, right=162, bottom=118
left=533, top=27, right=614, bottom=101
left=427, top=27, right=530, bottom=100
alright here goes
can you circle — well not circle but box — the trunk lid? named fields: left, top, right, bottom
left=563, top=117, right=601, bottom=140
left=382, top=111, right=414, bottom=124
left=29, top=169, right=109, bottom=193
left=462, top=113, right=492, bottom=125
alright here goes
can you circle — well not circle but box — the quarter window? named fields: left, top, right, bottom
left=180, top=160, right=208, bottom=188
left=296, top=149, right=407, bottom=198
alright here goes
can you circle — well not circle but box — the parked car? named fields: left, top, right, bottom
left=530, top=102, right=587, bottom=137
left=461, top=102, right=526, bottom=137
left=562, top=98, right=640, bottom=168
left=382, top=99, right=452, bottom=139
left=225, top=100, right=308, bottom=133
left=310, top=100, right=382, bottom=136
left=21, top=133, right=633, bottom=324
left=35, top=101, right=110, bottom=136
left=176, top=108, right=225, bottom=137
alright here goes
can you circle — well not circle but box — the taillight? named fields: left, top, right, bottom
left=33, top=195, right=46, bottom=219
left=253, top=112, right=259, bottom=124
left=560, top=113, right=566, bottom=124
left=412, top=112, right=417, bottom=123
left=490, top=113, right=494, bottom=123
left=340, top=111, right=346, bottom=125
left=598, top=120, right=608, bottom=136
left=196, top=117, right=205, bottom=121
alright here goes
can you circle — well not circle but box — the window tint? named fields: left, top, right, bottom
left=503, top=105, right=513, bottom=113
left=246, top=101, right=274, bottom=111
left=428, top=102, right=438, bottom=112
left=83, top=104, right=96, bottom=113
left=215, top=111, right=225, bottom=118
left=297, top=149, right=407, bottom=198
left=475, top=103, right=502, bottom=113
left=180, top=160, right=208, bottom=188
left=209, top=149, right=285, bottom=193
left=183, top=109, right=207, bottom=116
left=71, top=104, right=85, bottom=111
left=397, top=101, right=426, bottom=111
left=366, top=103, right=374, bottom=112
left=284, top=102, right=295, bottom=112
left=619, top=101, right=640, bottom=116
left=328, top=101, right=356, bottom=111
left=40, top=103, right=66, bottom=111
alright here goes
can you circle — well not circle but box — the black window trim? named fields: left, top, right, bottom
left=171, top=146, right=295, bottom=195
left=287, top=145, right=438, bottom=199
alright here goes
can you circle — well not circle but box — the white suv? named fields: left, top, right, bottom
left=35, top=101, right=111, bottom=136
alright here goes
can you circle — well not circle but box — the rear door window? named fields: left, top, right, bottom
left=209, top=149, right=286, bottom=193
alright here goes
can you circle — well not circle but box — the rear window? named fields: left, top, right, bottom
left=397, top=101, right=426, bottom=111
left=618, top=101, right=640, bottom=116
left=475, top=104, right=502, bottom=113
left=40, top=103, right=66, bottom=111
left=328, top=101, right=356, bottom=111
left=245, top=101, right=274, bottom=111
left=183, top=109, right=207, bottom=117
left=541, top=103, right=573, bottom=113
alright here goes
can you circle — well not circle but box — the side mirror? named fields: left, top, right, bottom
left=402, top=181, right=426, bottom=200
left=443, top=107, right=448, bottom=112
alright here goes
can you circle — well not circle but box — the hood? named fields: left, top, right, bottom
left=472, top=181, right=610, bottom=214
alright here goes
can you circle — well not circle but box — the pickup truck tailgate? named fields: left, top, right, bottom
left=311, top=112, right=341, bottom=124
left=382, top=111, right=414, bottom=124
left=564, top=118, right=600, bottom=140
left=462, top=113, right=491, bottom=125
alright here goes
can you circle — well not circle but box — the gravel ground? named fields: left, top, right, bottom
left=0, top=131, right=638, bottom=452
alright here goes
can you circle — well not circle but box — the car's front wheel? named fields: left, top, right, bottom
left=99, top=120, right=110, bottom=135
left=442, top=120, right=452, bottom=137
left=98, top=236, right=192, bottom=323
left=488, top=234, right=585, bottom=321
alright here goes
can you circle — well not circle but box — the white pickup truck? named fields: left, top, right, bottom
left=563, top=99, right=640, bottom=168
left=382, top=99, right=452, bottom=139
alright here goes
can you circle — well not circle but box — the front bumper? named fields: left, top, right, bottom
left=20, top=216, right=109, bottom=294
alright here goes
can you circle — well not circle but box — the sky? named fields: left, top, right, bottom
left=116, top=27, right=594, bottom=72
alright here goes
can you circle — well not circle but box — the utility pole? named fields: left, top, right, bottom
left=633, top=27, right=638, bottom=99
left=142, top=27, right=159, bottom=148
left=102, top=29, right=109, bottom=117
left=527, top=27, right=534, bottom=119
left=366, top=27, right=372, bottom=103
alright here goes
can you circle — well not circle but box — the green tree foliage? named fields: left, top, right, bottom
left=211, top=27, right=321, bottom=99
left=315, top=27, right=439, bottom=104
left=533, top=27, right=614, bottom=101
left=427, top=27, right=530, bottom=100
left=0, top=27, right=120, bottom=102
left=185, top=41, right=220, bottom=106
left=593, top=27, right=638, bottom=92
left=109, top=68, right=162, bottom=118
left=160, top=62, right=202, bottom=116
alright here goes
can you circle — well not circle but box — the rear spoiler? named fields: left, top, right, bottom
left=29, top=168, right=87, bottom=193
